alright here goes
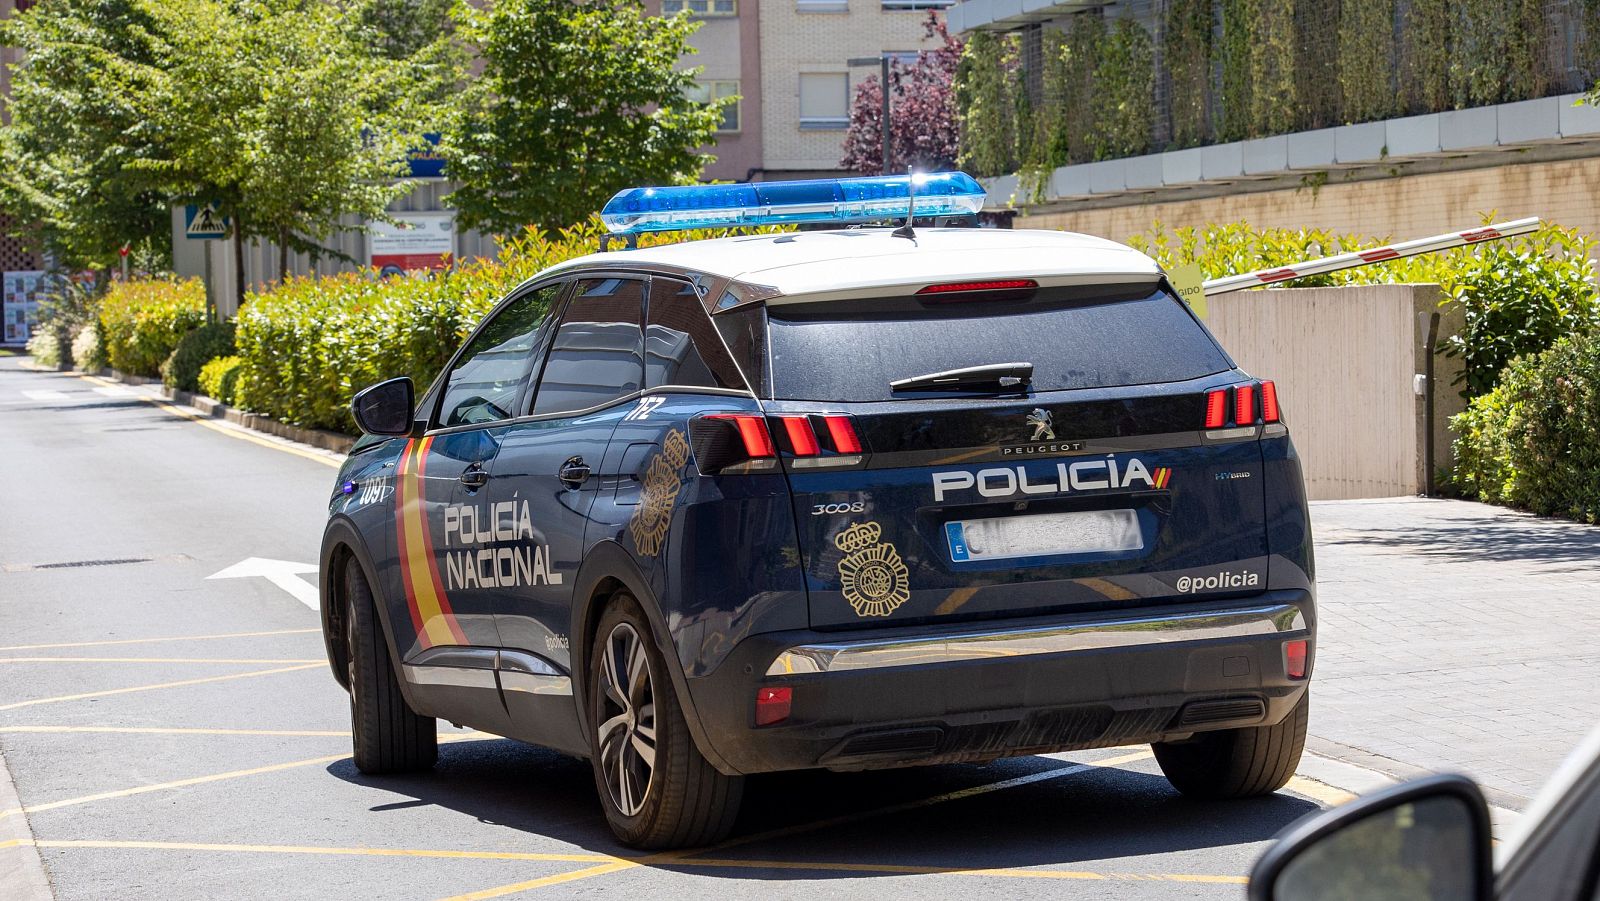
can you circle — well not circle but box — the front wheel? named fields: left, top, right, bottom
left=345, top=562, right=437, bottom=774
left=587, top=593, right=743, bottom=849
left=1153, top=691, right=1309, bottom=799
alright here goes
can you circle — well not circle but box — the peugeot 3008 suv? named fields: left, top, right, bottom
left=319, top=175, right=1315, bottom=850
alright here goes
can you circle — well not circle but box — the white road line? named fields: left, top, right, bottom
left=207, top=558, right=320, bottom=611
left=20, top=389, right=69, bottom=401
left=93, top=385, right=135, bottom=397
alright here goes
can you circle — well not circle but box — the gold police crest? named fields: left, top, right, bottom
left=629, top=429, right=689, bottom=557
left=835, top=522, right=910, bottom=618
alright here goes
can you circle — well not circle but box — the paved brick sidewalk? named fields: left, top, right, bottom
left=1308, top=497, right=1600, bottom=807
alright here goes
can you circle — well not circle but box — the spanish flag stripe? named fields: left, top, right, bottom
left=397, top=439, right=457, bottom=648
left=392, top=442, right=427, bottom=638
left=414, top=443, right=468, bottom=645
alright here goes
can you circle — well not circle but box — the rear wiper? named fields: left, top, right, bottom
left=890, top=362, right=1034, bottom=393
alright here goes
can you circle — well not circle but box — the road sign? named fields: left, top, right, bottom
left=183, top=203, right=229, bottom=240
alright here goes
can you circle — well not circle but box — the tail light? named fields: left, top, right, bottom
left=1284, top=639, right=1308, bottom=680
left=1234, top=385, right=1255, bottom=425
left=1203, top=380, right=1283, bottom=430
left=772, top=413, right=866, bottom=468
left=1260, top=380, right=1281, bottom=423
left=1204, top=389, right=1228, bottom=429
left=689, top=413, right=776, bottom=474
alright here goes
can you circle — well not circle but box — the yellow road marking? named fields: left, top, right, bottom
left=73, top=373, right=341, bottom=468
left=8, top=839, right=615, bottom=864
left=1285, top=775, right=1356, bottom=807
left=442, top=862, right=641, bottom=900
left=0, top=628, right=321, bottom=652
left=0, top=732, right=490, bottom=821
left=0, top=726, right=352, bottom=737
left=0, top=663, right=323, bottom=711
left=0, top=657, right=324, bottom=665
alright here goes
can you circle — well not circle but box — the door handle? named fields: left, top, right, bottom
left=558, top=456, right=591, bottom=489
left=459, top=466, right=489, bottom=489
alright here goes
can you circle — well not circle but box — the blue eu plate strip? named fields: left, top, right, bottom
left=945, top=521, right=970, bottom=562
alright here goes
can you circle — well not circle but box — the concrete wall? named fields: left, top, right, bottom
left=1020, top=156, right=1600, bottom=251
left=1206, top=284, right=1464, bottom=501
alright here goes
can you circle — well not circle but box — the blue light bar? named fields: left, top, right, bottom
left=600, top=172, right=987, bottom=234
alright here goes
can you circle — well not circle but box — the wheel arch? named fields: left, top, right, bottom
left=319, top=516, right=416, bottom=707
left=571, top=540, right=741, bottom=776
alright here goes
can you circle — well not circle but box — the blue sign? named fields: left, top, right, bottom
left=407, top=133, right=445, bottom=179
left=183, top=203, right=229, bottom=240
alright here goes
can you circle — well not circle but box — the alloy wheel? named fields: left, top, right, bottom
left=596, top=622, right=657, bottom=817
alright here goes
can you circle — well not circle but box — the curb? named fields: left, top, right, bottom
left=95, top=368, right=355, bottom=456
left=0, top=741, right=54, bottom=901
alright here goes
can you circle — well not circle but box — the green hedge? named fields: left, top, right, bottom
left=198, top=354, right=244, bottom=405
left=1453, top=332, right=1600, bottom=523
left=161, top=321, right=236, bottom=392
left=99, top=278, right=208, bottom=377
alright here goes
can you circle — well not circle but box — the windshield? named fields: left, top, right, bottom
left=763, top=283, right=1231, bottom=402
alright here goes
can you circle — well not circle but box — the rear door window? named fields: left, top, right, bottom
left=764, top=282, right=1231, bottom=401
left=645, top=277, right=746, bottom=391
left=530, top=277, right=646, bottom=416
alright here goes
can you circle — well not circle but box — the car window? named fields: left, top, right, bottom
left=646, top=277, right=746, bottom=391
left=763, top=282, right=1231, bottom=401
left=436, top=282, right=563, bottom=428
left=530, top=277, right=646, bottom=416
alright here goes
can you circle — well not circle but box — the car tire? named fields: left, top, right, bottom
left=346, top=562, right=437, bottom=774
left=587, top=592, right=744, bottom=849
left=1153, top=691, right=1309, bottom=799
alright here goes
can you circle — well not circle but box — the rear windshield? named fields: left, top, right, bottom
left=762, top=283, right=1231, bottom=402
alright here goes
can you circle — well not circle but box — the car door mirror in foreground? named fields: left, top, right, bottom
left=1250, top=774, right=1494, bottom=901
left=351, top=377, right=416, bottom=436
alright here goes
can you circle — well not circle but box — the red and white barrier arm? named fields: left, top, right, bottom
left=1199, top=217, right=1542, bottom=297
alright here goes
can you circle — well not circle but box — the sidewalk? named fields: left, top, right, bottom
left=1307, top=496, right=1600, bottom=807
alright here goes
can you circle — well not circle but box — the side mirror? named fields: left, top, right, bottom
left=351, top=377, right=416, bottom=437
left=1250, top=774, right=1493, bottom=901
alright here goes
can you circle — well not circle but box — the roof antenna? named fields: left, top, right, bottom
left=893, top=166, right=918, bottom=240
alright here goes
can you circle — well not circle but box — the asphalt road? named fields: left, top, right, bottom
left=0, top=356, right=1347, bottom=900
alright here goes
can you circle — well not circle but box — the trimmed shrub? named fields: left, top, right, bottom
left=1452, top=332, right=1600, bottom=523
left=25, top=331, right=61, bottom=369
left=198, top=355, right=244, bottom=406
left=161, top=321, right=236, bottom=392
left=100, top=278, right=208, bottom=377
left=71, top=321, right=108, bottom=372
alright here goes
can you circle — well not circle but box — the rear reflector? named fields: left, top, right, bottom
left=1260, top=380, right=1281, bottom=423
left=778, top=415, right=821, bottom=457
left=755, top=686, right=792, bottom=726
left=1234, top=384, right=1255, bottom=426
left=1204, top=389, right=1228, bottom=429
left=915, top=279, right=1038, bottom=295
left=690, top=413, right=777, bottom=473
left=822, top=415, right=863, bottom=454
left=1284, top=640, right=1308, bottom=680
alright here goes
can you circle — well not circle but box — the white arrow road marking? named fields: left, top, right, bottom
left=208, top=558, right=319, bottom=611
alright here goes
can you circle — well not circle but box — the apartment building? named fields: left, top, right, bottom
left=647, top=0, right=953, bottom=181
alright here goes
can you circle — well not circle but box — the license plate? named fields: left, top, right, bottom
left=945, top=509, right=1142, bottom=562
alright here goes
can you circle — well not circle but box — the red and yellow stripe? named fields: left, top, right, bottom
left=1153, top=467, right=1173, bottom=489
left=394, top=438, right=467, bottom=648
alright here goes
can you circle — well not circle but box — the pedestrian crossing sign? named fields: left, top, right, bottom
left=184, top=203, right=229, bottom=240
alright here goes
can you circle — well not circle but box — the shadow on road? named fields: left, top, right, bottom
left=328, top=737, right=1318, bottom=879
left=1319, top=514, right=1600, bottom=571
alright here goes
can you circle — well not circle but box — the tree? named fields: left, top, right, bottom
left=841, top=13, right=962, bottom=175
left=0, top=1, right=174, bottom=272
left=356, top=0, right=455, bottom=59
left=441, top=0, right=727, bottom=236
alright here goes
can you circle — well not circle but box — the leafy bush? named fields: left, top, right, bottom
left=99, top=278, right=208, bottom=377
left=25, top=331, right=61, bottom=368
left=161, top=321, right=236, bottom=392
left=198, top=355, right=244, bottom=405
left=71, top=321, right=107, bottom=372
left=1128, top=220, right=1600, bottom=396
left=1452, top=332, right=1600, bottom=523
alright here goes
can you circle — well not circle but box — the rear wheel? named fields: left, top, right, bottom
left=588, top=593, right=743, bottom=849
left=1153, top=691, right=1308, bottom=799
left=346, top=562, right=437, bottom=774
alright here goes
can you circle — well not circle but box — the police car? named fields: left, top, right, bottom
left=319, top=172, right=1315, bottom=849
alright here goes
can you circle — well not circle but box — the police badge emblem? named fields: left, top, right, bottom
left=835, top=521, right=910, bottom=618
left=629, top=429, right=690, bottom=557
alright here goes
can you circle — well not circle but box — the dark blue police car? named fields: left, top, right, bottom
left=318, top=173, right=1315, bottom=849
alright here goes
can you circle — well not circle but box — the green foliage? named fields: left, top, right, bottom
left=72, top=322, right=108, bottom=372
left=199, top=355, right=245, bottom=405
left=1449, top=0, right=1545, bottom=108
left=357, top=0, right=454, bottom=59
left=25, top=331, right=61, bottom=369
left=1400, top=0, right=1450, bottom=114
left=1091, top=20, right=1155, bottom=160
left=161, top=321, right=237, bottom=392
left=442, top=0, right=725, bottom=236
left=1340, top=0, right=1397, bottom=123
left=954, top=32, right=1022, bottom=178
left=1453, top=333, right=1600, bottom=523
left=1294, top=0, right=1342, bottom=131
left=99, top=278, right=208, bottom=377
left=1165, top=0, right=1212, bottom=148
left=1249, top=0, right=1298, bottom=138
left=1217, top=0, right=1255, bottom=142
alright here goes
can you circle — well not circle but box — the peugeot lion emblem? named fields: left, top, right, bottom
left=1027, top=408, right=1055, bottom=441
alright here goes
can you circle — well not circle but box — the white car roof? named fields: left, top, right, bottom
left=544, top=228, right=1162, bottom=302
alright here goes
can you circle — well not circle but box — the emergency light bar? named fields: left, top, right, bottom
left=599, top=171, right=987, bottom=235
left=1201, top=217, right=1542, bottom=296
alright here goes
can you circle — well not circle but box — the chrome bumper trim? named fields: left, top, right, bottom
left=765, top=603, right=1307, bottom=676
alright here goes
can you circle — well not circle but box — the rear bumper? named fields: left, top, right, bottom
left=685, top=590, right=1314, bottom=775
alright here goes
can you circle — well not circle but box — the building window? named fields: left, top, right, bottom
left=687, top=80, right=741, bottom=132
left=663, top=0, right=736, bottom=14
left=880, top=0, right=954, bottom=8
left=796, top=0, right=849, bottom=12
left=799, top=73, right=849, bottom=129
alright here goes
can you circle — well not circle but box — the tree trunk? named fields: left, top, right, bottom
left=278, top=226, right=290, bottom=283
left=232, top=218, right=245, bottom=317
